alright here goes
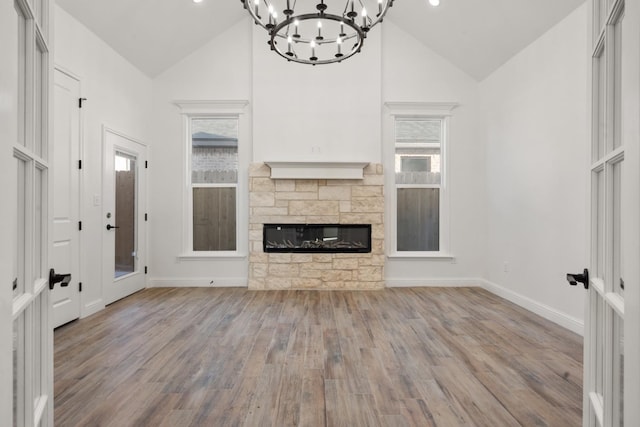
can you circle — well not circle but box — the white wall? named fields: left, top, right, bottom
left=55, top=6, right=153, bottom=317
left=148, top=19, right=252, bottom=286
left=383, top=21, right=488, bottom=285
left=480, top=4, right=588, bottom=332
left=252, top=24, right=382, bottom=163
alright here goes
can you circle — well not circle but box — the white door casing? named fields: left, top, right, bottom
left=102, top=128, right=147, bottom=305
left=52, top=68, right=81, bottom=328
left=584, top=0, right=640, bottom=426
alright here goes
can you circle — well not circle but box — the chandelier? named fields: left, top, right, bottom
left=241, top=0, right=395, bottom=65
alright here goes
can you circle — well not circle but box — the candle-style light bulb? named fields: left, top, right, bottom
left=310, top=40, right=317, bottom=61
left=317, top=20, right=323, bottom=40
left=378, top=0, right=383, bottom=15
left=361, top=7, right=367, bottom=27
left=293, top=19, right=300, bottom=38
left=287, top=35, right=293, bottom=56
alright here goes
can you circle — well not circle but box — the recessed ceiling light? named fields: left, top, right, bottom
left=429, top=0, right=440, bottom=6
left=193, top=0, right=203, bottom=3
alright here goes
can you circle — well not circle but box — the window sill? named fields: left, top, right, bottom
left=177, top=252, right=247, bottom=261
left=387, top=252, right=455, bottom=260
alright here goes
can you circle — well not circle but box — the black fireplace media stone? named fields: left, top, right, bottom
left=263, top=224, right=372, bottom=253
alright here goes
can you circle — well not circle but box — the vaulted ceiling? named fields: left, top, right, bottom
left=56, top=0, right=585, bottom=81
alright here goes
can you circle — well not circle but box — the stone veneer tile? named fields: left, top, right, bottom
left=252, top=263, right=268, bottom=278
left=291, top=254, right=313, bottom=263
left=289, top=201, right=339, bottom=216
left=295, top=180, right=318, bottom=192
left=299, top=269, right=323, bottom=278
left=251, top=177, right=276, bottom=192
left=269, top=264, right=300, bottom=277
left=351, top=197, right=385, bottom=213
left=249, top=163, right=271, bottom=177
left=252, top=207, right=289, bottom=216
left=332, top=258, right=359, bottom=270
left=292, top=278, right=323, bottom=289
left=318, top=186, right=351, bottom=201
left=363, top=163, right=377, bottom=175
left=322, top=270, right=353, bottom=281
left=304, top=216, right=340, bottom=224
left=363, top=174, right=384, bottom=186
left=275, top=191, right=318, bottom=200
left=268, top=253, right=292, bottom=263
left=339, top=213, right=383, bottom=225
left=312, top=254, right=333, bottom=262
left=352, top=186, right=383, bottom=198
left=265, top=277, right=292, bottom=289
left=356, top=267, right=383, bottom=282
left=250, top=192, right=275, bottom=207
left=275, top=180, right=295, bottom=192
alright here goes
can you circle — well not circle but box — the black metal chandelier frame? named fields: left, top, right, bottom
left=241, top=0, right=394, bottom=65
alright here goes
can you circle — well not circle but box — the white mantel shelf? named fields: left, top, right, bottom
left=264, top=161, right=370, bottom=180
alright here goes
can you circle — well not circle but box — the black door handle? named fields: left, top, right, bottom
left=106, top=224, right=120, bottom=230
left=566, top=268, right=589, bottom=290
left=49, top=268, right=71, bottom=290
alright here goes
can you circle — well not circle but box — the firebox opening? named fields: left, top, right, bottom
left=263, top=224, right=372, bottom=253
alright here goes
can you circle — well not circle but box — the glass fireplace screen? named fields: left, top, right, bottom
left=263, top=224, right=372, bottom=253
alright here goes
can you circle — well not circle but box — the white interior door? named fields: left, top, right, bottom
left=102, top=128, right=147, bottom=305
left=52, top=69, right=81, bottom=328
left=584, top=0, right=640, bottom=426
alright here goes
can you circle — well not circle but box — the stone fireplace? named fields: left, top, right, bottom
left=248, top=162, right=384, bottom=290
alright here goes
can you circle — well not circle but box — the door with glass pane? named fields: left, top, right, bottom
left=102, top=128, right=147, bottom=305
left=6, top=0, right=54, bottom=425
left=585, top=0, right=639, bottom=425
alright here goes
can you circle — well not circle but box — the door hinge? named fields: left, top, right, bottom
left=145, top=161, right=148, bottom=169
left=144, top=266, right=148, bottom=274
left=145, top=213, right=148, bottom=221
left=78, top=97, right=87, bottom=108
left=13, top=278, right=18, bottom=291
left=78, top=221, right=82, bottom=231
left=620, top=278, right=625, bottom=290
left=78, top=159, right=82, bottom=169
left=79, top=282, right=82, bottom=292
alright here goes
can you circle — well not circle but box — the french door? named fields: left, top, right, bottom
left=3, top=0, right=54, bottom=425
left=102, top=128, right=147, bottom=305
left=585, top=0, right=639, bottom=426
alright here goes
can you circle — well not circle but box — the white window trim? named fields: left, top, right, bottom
left=383, top=102, right=458, bottom=259
left=174, top=100, right=250, bottom=259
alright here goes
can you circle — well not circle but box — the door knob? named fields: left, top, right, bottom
left=566, top=268, right=589, bottom=290
left=106, top=224, right=120, bottom=230
left=49, top=268, right=71, bottom=290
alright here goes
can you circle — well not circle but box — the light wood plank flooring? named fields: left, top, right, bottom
left=54, top=287, right=583, bottom=426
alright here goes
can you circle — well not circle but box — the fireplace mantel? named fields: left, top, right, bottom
left=264, top=161, right=370, bottom=180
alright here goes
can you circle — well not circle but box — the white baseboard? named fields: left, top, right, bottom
left=81, top=298, right=105, bottom=319
left=147, top=277, right=248, bottom=288
left=480, top=279, right=584, bottom=336
left=386, top=277, right=483, bottom=287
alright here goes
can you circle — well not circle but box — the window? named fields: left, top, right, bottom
left=190, top=117, right=238, bottom=251
left=385, top=102, right=456, bottom=256
left=175, top=101, right=249, bottom=257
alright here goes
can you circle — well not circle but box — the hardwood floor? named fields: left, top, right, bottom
left=54, top=287, right=583, bottom=426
